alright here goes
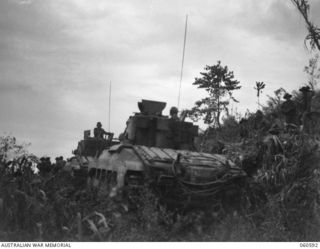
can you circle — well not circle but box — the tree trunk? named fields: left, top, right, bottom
left=217, top=111, right=221, bottom=128
left=217, top=83, right=221, bottom=128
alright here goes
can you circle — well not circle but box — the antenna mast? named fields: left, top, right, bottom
left=177, top=14, right=188, bottom=109
left=108, top=81, right=112, bottom=132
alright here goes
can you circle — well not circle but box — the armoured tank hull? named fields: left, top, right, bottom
left=74, top=99, right=246, bottom=206
left=84, top=143, right=246, bottom=206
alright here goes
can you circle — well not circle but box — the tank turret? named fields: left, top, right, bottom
left=123, top=99, right=198, bottom=150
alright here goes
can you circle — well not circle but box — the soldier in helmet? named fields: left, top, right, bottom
left=170, top=106, right=179, bottom=121
left=168, top=107, right=181, bottom=149
left=299, top=86, right=314, bottom=113
left=299, top=86, right=316, bottom=133
left=253, top=110, right=268, bottom=132
left=94, top=122, right=112, bottom=139
left=281, top=93, right=298, bottom=126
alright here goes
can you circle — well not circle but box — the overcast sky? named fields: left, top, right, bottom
left=1, top=0, right=319, bottom=158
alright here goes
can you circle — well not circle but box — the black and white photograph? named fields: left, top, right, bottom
left=0, top=0, right=320, bottom=244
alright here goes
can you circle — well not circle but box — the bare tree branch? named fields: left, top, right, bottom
left=291, top=0, right=320, bottom=51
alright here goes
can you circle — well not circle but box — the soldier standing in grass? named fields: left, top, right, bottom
left=253, top=110, right=269, bottom=133
left=300, top=86, right=316, bottom=133
left=300, top=86, right=314, bottom=113
left=239, top=118, right=249, bottom=139
left=53, top=156, right=66, bottom=174
left=281, top=93, right=298, bottom=127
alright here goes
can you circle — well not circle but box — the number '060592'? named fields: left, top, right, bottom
left=300, top=243, right=318, bottom=247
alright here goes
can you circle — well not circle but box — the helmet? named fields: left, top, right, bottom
left=283, top=93, right=292, bottom=100
left=170, top=107, right=178, bottom=115
left=97, top=122, right=102, bottom=127
left=299, top=86, right=311, bottom=93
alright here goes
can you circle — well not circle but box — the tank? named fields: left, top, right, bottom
left=73, top=99, right=246, bottom=206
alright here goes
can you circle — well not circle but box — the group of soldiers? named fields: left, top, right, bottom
left=239, top=85, right=318, bottom=142
left=280, top=86, right=317, bottom=133
left=36, top=156, right=78, bottom=176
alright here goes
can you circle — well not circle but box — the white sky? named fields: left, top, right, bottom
left=0, top=0, right=319, bottom=158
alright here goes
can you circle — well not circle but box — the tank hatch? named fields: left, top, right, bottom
left=138, top=99, right=166, bottom=115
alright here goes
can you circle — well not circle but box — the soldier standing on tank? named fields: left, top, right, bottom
left=169, top=107, right=181, bottom=149
left=169, top=107, right=180, bottom=121
left=280, top=93, right=298, bottom=127
left=94, top=122, right=112, bottom=139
